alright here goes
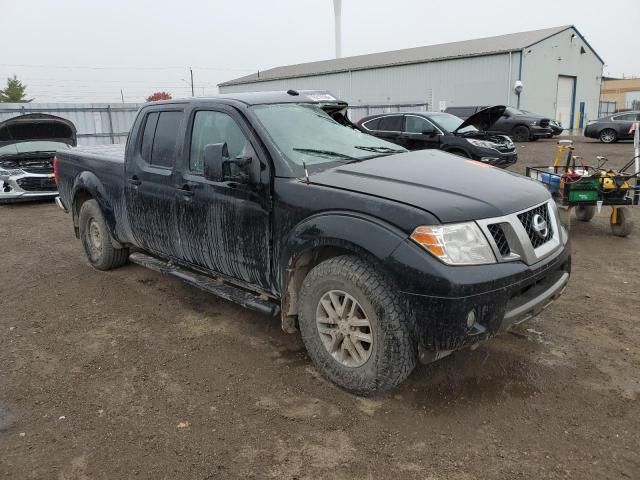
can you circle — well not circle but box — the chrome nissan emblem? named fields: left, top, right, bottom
left=532, top=214, right=548, bottom=238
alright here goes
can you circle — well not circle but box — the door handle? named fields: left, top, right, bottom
left=128, top=176, right=141, bottom=186
left=177, top=184, right=195, bottom=197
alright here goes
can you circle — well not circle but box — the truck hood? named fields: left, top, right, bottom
left=310, top=149, right=550, bottom=223
left=453, top=105, right=505, bottom=133
left=0, top=113, right=77, bottom=150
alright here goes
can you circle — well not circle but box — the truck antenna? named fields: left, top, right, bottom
left=302, top=161, right=310, bottom=184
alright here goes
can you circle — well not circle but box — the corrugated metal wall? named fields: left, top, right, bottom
left=0, top=103, right=142, bottom=146
left=220, top=53, right=518, bottom=112
left=519, top=27, right=603, bottom=127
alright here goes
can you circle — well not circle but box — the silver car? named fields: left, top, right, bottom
left=0, top=114, right=76, bottom=203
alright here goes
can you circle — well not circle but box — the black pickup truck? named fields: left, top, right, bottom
left=55, top=91, right=571, bottom=395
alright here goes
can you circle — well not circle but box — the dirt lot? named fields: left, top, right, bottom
left=1, top=136, right=639, bottom=479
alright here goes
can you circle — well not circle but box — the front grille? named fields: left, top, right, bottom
left=16, top=176, right=57, bottom=192
left=518, top=203, right=554, bottom=248
left=488, top=224, right=511, bottom=256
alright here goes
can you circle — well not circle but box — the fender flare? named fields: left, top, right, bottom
left=278, top=211, right=408, bottom=292
left=70, top=171, right=121, bottom=246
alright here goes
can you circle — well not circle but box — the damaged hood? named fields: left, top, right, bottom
left=0, top=114, right=77, bottom=153
left=310, top=149, right=550, bottom=223
left=454, top=105, right=505, bottom=133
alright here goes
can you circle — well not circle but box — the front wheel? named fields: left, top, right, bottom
left=298, top=255, right=417, bottom=396
left=79, top=199, right=129, bottom=270
left=511, top=125, right=530, bottom=142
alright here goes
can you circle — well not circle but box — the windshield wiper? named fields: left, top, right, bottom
left=292, top=148, right=356, bottom=160
left=354, top=145, right=406, bottom=154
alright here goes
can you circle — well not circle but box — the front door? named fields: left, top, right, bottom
left=124, top=108, right=183, bottom=258
left=174, top=106, right=272, bottom=290
left=400, top=114, right=441, bottom=150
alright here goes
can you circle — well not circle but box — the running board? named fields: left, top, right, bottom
left=129, top=252, right=280, bottom=317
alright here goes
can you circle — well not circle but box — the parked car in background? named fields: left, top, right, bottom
left=445, top=106, right=553, bottom=142
left=521, top=110, right=563, bottom=137
left=357, top=106, right=517, bottom=168
left=54, top=91, right=570, bottom=395
left=0, top=114, right=76, bottom=203
left=583, top=111, right=640, bottom=143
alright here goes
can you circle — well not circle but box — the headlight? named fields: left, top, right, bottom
left=467, top=138, right=498, bottom=149
left=410, top=222, right=496, bottom=265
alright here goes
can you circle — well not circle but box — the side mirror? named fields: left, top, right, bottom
left=203, top=143, right=227, bottom=182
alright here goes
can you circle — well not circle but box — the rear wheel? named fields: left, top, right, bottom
left=511, top=125, right=530, bottom=142
left=610, top=207, right=634, bottom=237
left=79, top=199, right=129, bottom=270
left=575, top=205, right=596, bottom=222
left=298, top=255, right=417, bottom=396
left=599, top=129, right=617, bottom=144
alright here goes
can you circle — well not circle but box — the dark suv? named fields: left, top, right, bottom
left=357, top=106, right=517, bottom=168
left=445, top=106, right=552, bottom=142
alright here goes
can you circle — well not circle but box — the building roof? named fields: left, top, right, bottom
left=220, top=25, right=601, bottom=87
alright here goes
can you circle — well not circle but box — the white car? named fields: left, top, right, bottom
left=0, top=114, right=76, bottom=203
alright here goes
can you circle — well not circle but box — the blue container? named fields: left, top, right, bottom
left=540, top=172, right=561, bottom=194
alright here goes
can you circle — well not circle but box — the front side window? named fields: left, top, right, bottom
left=252, top=104, right=406, bottom=168
left=377, top=115, right=403, bottom=132
left=613, top=113, right=637, bottom=121
left=189, top=111, right=249, bottom=173
left=404, top=116, right=434, bottom=134
left=151, top=112, right=182, bottom=168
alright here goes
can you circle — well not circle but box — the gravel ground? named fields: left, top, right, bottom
left=1, top=136, right=639, bottom=479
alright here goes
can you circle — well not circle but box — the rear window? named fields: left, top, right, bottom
left=139, top=110, right=182, bottom=168
left=377, top=115, right=402, bottom=132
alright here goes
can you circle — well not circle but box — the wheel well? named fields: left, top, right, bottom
left=281, top=245, right=362, bottom=332
left=512, top=124, right=530, bottom=132
left=72, top=189, right=94, bottom=237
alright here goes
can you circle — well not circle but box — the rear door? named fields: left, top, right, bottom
left=612, top=113, right=640, bottom=139
left=174, top=105, right=272, bottom=290
left=400, top=115, right=441, bottom=151
left=125, top=107, right=184, bottom=258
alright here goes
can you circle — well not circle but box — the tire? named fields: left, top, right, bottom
left=575, top=205, right=596, bottom=222
left=79, top=199, right=129, bottom=270
left=511, top=125, right=531, bottom=142
left=298, top=255, right=417, bottom=396
left=599, top=129, right=617, bottom=144
left=610, top=207, right=634, bottom=237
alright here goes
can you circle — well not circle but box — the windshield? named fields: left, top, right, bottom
left=0, top=141, right=71, bottom=156
left=252, top=104, right=406, bottom=167
left=427, top=113, right=477, bottom=133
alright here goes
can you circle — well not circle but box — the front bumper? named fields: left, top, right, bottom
left=389, top=236, right=571, bottom=356
left=0, top=171, right=58, bottom=202
left=531, top=126, right=554, bottom=138
left=472, top=148, right=517, bottom=168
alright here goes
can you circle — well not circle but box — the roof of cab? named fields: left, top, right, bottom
left=144, top=90, right=346, bottom=108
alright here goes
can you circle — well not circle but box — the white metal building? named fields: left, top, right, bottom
left=219, top=25, right=604, bottom=129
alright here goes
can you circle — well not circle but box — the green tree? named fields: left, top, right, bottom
left=0, top=75, right=28, bottom=102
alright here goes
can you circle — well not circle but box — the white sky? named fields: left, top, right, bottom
left=0, top=0, right=638, bottom=103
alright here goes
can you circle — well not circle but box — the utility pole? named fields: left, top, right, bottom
left=190, top=67, right=195, bottom=97
left=333, top=0, right=342, bottom=58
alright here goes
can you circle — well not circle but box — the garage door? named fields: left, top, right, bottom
left=556, top=76, right=575, bottom=130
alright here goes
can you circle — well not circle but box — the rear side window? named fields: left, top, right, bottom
left=404, top=115, right=435, bottom=134
left=140, top=112, right=159, bottom=163
left=139, top=110, right=182, bottom=168
left=377, top=115, right=402, bottom=132
left=613, top=113, right=639, bottom=121
left=362, top=118, right=380, bottom=130
left=151, top=112, right=182, bottom=168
